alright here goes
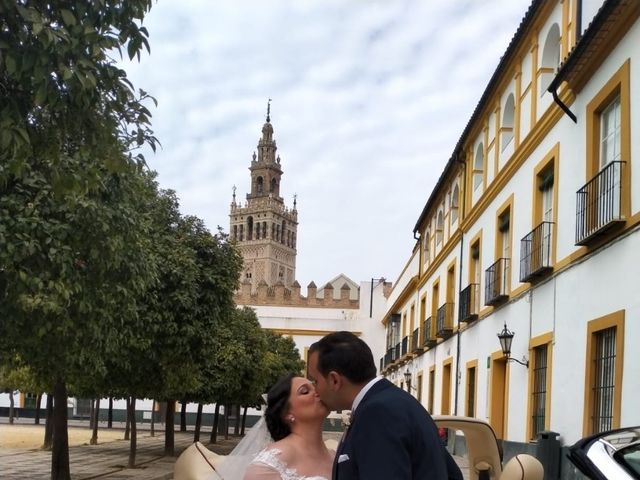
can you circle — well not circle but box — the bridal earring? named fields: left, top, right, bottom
left=288, top=416, right=295, bottom=423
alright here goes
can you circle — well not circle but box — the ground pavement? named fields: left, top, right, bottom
left=1, top=423, right=469, bottom=479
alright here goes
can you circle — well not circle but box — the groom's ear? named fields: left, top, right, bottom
left=327, top=370, right=342, bottom=390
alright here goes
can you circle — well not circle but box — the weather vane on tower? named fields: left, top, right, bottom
left=266, top=98, right=272, bottom=122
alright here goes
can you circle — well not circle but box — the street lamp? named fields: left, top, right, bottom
left=403, top=368, right=416, bottom=392
left=369, top=277, right=385, bottom=318
left=497, top=323, right=529, bottom=367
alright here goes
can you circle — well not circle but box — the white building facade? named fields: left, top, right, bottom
left=380, top=0, right=640, bottom=474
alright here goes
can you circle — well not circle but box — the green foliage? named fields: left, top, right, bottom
left=262, top=330, right=306, bottom=392
left=0, top=0, right=158, bottom=182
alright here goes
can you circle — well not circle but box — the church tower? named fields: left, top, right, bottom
left=230, top=102, right=298, bottom=290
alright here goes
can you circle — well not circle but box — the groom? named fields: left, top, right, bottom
left=308, top=331, right=462, bottom=480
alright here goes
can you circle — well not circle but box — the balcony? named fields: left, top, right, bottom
left=459, top=283, right=480, bottom=323
left=423, top=317, right=436, bottom=348
left=520, top=221, right=554, bottom=282
left=436, top=303, right=454, bottom=339
left=411, top=327, right=423, bottom=353
left=384, top=347, right=393, bottom=368
left=394, top=341, right=401, bottom=362
left=575, top=161, right=625, bottom=245
left=485, top=258, right=510, bottom=306
left=401, top=336, right=408, bottom=357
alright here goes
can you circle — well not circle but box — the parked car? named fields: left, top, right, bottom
left=433, top=415, right=543, bottom=480
left=567, top=426, right=640, bottom=479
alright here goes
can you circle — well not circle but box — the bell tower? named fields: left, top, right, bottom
left=230, top=101, right=298, bottom=290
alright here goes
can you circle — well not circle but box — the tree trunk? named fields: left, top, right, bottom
left=8, top=390, right=14, bottom=424
left=210, top=403, right=220, bottom=444
left=35, top=393, right=42, bottom=425
left=51, top=379, right=70, bottom=480
left=150, top=399, right=155, bottom=437
left=241, top=406, right=248, bottom=436
left=107, top=397, right=113, bottom=428
left=164, top=400, right=175, bottom=456
left=128, top=398, right=137, bottom=468
left=180, top=401, right=187, bottom=432
left=124, top=397, right=131, bottom=441
left=194, top=403, right=203, bottom=442
left=224, top=404, right=230, bottom=440
left=43, top=394, right=54, bottom=449
left=90, top=398, right=100, bottom=445
left=234, top=404, right=241, bottom=435
left=89, top=398, right=95, bottom=430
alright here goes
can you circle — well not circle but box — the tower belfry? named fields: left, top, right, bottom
left=230, top=104, right=298, bottom=290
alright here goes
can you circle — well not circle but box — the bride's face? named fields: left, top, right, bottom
left=288, top=376, right=329, bottom=422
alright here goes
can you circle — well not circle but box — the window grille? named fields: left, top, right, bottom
left=591, top=327, right=616, bottom=434
left=531, top=344, right=548, bottom=438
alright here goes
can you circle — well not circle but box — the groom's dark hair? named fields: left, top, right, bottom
left=309, top=331, right=376, bottom=384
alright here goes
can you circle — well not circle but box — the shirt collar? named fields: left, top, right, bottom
left=351, top=376, right=382, bottom=415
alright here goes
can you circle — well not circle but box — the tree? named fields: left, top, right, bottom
left=263, top=330, right=306, bottom=391
left=1, top=3, right=160, bottom=477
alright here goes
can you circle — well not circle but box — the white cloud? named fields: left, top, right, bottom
left=121, top=0, right=532, bottom=288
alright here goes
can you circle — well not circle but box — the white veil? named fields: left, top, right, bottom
left=213, top=406, right=273, bottom=480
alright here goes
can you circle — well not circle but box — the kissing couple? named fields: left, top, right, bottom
left=216, top=331, right=463, bottom=480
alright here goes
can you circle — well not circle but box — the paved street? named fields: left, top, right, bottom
left=0, top=420, right=469, bottom=479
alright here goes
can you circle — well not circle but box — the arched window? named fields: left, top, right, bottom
left=281, top=220, right=286, bottom=244
left=540, top=23, right=560, bottom=94
left=451, top=185, right=460, bottom=223
left=501, top=93, right=515, bottom=150
left=256, top=176, right=264, bottom=194
left=423, top=230, right=431, bottom=265
left=262, top=221, right=267, bottom=238
left=247, top=216, right=254, bottom=240
left=473, top=143, right=484, bottom=191
left=270, top=178, right=277, bottom=193
left=436, top=211, right=444, bottom=245
left=233, top=225, right=238, bottom=240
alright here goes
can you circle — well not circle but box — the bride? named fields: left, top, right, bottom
left=216, top=373, right=335, bottom=480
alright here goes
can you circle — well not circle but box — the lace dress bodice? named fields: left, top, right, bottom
left=244, top=448, right=329, bottom=480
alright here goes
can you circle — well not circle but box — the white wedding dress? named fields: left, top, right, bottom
left=243, top=448, right=329, bottom=480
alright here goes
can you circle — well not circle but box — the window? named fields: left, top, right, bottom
left=584, top=311, right=624, bottom=436
left=428, top=367, right=435, bottom=414
left=417, top=373, right=423, bottom=403
left=451, top=185, right=459, bottom=223
left=540, top=23, right=560, bottom=94
left=600, top=96, right=621, bottom=168
left=501, top=93, right=515, bottom=150
left=531, top=344, right=548, bottom=438
left=256, top=176, right=263, bottom=194
left=436, top=211, right=444, bottom=245
left=466, top=363, right=477, bottom=417
left=473, top=143, right=484, bottom=190
left=423, top=230, right=431, bottom=265
left=441, top=360, right=452, bottom=415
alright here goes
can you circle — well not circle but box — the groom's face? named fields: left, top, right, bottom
left=307, top=351, right=340, bottom=410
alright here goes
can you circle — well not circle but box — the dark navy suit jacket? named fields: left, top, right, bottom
left=332, top=379, right=462, bottom=480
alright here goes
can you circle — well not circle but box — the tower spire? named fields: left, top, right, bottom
left=266, top=98, right=272, bottom=122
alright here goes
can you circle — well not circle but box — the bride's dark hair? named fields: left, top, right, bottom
left=265, top=373, right=296, bottom=441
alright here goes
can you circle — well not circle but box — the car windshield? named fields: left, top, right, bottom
left=617, top=444, right=640, bottom=478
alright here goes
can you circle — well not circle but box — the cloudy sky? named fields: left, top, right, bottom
left=121, top=0, right=531, bottom=289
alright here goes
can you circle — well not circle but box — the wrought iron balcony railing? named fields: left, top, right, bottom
left=520, top=221, right=554, bottom=282
left=401, top=336, right=408, bottom=356
left=436, top=303, right=454, bottom=338
left=459, top=283, right=479, bottom=323
left=485, top=258, right=510, bottom=306
left=411, top=327, right=422, bottom=353
left=576, top=161, right=625, bottom=245
left=384, top=347, right=393, bottom=367
left=394, top=341, right=401, bottom=362
left=423, top=317, right=436, bottom=347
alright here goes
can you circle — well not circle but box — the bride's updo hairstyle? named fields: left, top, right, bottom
left=265, top=373, right=296, bottom=441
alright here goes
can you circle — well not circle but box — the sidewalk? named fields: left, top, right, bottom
left=0, top=430, right=220, bottom=480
